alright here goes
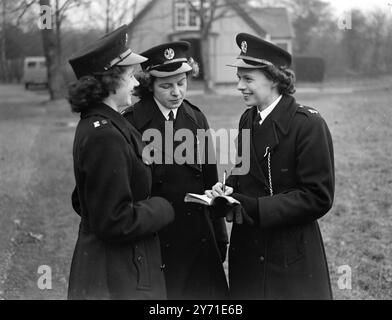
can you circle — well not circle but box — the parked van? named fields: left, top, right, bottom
left=23, top=56, right=48, bottom=89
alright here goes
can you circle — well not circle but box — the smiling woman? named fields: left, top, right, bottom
left=208, top=32, right=335, bottom=300
left=236, top=66, right=295, bottom=110
left=68, top=66, right=138, bottom=113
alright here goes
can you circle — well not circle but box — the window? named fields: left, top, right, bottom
left=174, top=0, right=200, bottom=30
left=189, top=7, right=198, bottom=27
left=176, top=6, right=187, bottom=27
left=27, top=62, right=37, bottom=68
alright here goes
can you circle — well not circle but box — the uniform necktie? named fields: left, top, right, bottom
left=255, top=113, right=262, bottom=125
left=168, top=110, right=175, bottom=122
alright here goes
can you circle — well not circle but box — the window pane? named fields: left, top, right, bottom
left=176, top=7, right=187, bottom=27
left=189, top=9, right=198, bottom=26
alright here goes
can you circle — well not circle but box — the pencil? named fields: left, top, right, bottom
left=223, top=170, right=227, bottom=194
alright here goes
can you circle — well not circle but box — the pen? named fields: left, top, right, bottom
left=222, top=170, right=227, bottom=194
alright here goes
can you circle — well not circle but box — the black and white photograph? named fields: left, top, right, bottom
left=0, top=0, right=391, bottom=304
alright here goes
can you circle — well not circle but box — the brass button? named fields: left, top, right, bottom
left=259, top=256, right=265, bottom=262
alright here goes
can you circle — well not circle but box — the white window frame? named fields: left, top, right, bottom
left=174, top=0, right=200, bottom=31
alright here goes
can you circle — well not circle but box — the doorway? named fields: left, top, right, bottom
left=181, top=38, right=204, bottom=80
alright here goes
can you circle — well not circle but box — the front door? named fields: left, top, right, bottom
left=181, top=38, right=203, bottom=80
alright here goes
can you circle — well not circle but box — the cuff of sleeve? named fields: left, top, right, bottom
left=232, top=193, right=258, bottom=218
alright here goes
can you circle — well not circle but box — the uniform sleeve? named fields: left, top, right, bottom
left=71, top=186, right=81, bottom=216
left=79, top=128, right=174, bottom=244
left=257, top=115, right=335, bottom=229
left=200, top=113, right=228, bottom=244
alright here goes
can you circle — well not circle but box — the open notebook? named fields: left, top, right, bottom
left=184, top=193, right=240, bottom=206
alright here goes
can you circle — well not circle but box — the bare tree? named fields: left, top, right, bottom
left=273, top=0, right=332, bottom=54
left=37, top=0, right=90, bottom=99
left=366, top=10, right=389, bottom=73
left=87, top=0, right=139, bottom=33
left=0, top=0, right=7, bottom=82
left=184, top=0, right=251, bottom=93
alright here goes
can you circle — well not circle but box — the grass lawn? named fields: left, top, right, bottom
left=0, top=83, right=391, bottom=300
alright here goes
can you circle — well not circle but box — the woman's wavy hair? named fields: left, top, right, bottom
left=259, top=64, right=296, bottom=95
left=67, top=66, right=128, bottom=113
left=133, top=57, right=199, bottom=100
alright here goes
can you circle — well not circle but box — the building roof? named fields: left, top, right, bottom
left=249, top=7, right=294, bottom=39
left=128, top=0, right=293, bottom=39
left=127, top=0, right=158, bottom=33
left=226, top=0, right=267, bottom=38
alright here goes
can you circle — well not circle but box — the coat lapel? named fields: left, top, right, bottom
left=132, top=98, right=202, bottom=172
left=175, top=103, right=202, bottom=172
left=242, top=95, right=298, bottom=187
left=243, top=107, right=269, bottom=186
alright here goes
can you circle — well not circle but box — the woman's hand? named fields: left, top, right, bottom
left=205, top=182, right=233, bottom=199
left=212, top=182, right=233, bottom=197
left=205, top=190, right=214, bottom=199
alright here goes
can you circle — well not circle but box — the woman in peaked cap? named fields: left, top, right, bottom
left=67, top=25, right=175, bottom=300
left=123, top=41, right=229, bottom=300
left=206, top=33, right=335, bottom=300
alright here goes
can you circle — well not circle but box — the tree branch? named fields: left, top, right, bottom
left=14, top=0, right=37, bottom=26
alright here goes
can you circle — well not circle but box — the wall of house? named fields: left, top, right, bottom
left=210, top=12, right=263, bottom=84
left=129, top=0, right=175, bottom=53
left=129, top=1, right=293, bottom=85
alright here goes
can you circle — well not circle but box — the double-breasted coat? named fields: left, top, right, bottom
left=226, top=94, right=335, bottom=300
left=123, top=96, right=229, bottom=300
left=68, top=103, right=175, bottom=300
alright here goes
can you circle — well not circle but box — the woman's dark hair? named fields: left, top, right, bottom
left=68, top=66, right=127, bottom=113
left=133, top=57, right=199, bottom=100
left=259, top=64, right=296, bottom=95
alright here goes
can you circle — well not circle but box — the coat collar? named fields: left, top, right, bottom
left=81, top=103, right=147, bottom=161
left=131, top=96, right=202, bottom=172
left=269, top=94, right=298, bottom=136
left=132, top=96, right=202, bottom=131
left=240, top=94, right=298, bottom=136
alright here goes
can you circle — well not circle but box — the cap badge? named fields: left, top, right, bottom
left=241, top=41, right=248, bottom=54
left=164, top=48, right=175, bottom=60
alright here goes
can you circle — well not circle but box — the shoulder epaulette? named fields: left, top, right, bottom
left=87, top=116, right=112, bottom=130
left=297, top=105, right=320, bottom=116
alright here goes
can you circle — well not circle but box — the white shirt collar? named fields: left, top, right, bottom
left=258, top=95, right=282, bottom=125
left=154, top=97, right=179, bottom=120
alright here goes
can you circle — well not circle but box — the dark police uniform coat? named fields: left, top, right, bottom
left=226, top=94, right=334, bottom=300
left=68, top=103, right=175, bottom=300
left=123, top=96, right=229, bottom=300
